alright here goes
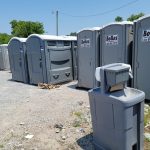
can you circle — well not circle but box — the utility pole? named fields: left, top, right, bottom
left=56, top=10, right=58, bottom=36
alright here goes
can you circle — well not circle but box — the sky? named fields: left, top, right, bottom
left=0, top=0, right=150, bottom=35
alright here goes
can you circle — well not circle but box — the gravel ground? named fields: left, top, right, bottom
left=0, top=71, right=150, bottom=150
left=0, top=71, right=93, bottom=150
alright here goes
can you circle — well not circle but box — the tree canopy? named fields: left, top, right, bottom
left=69, top=32, right=77, bottom=36
left=114, top=12, right=145, bottom=22
left=0, top=33, right=12, bottom=44
left=127, top=12, right=145, bottom=22
left=10, top=20, right=45, bottom=38
left=115, top=16, right=123, bottom=22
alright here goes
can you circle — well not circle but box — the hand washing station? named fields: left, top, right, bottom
left=88, top=63, right=145, bottom=150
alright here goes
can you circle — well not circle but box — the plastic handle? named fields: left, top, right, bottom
left=53, top=74, right=59, bottom=79
left=19, top=62, right=22, bottom=67
left=65, top=72, right=70, bottom=77
left=39, top=62, right=42, bottom=68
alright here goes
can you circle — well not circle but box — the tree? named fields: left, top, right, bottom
left=0, top=33, right=12, bottom=44
left=10, top=20, right=45, bottom=37
left=69, top=32, right=77, bottom=36
left=127, top=12, right=144, bottom=22
left=115, top=16, right=123, bottom=22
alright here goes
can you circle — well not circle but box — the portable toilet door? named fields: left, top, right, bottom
left=3, top=44, right=10, bottom=70
left=77, top=27, right=101, bottom=89
left=0, top=45, right=5, bottom=70
left=133, top=15, right=150, bottom=100
left=46, top=38, right=74, bottom=84
left=101, top=22, right=133, bottom=66
left=0, top=44, right=9, bottom=70
left=8, top=37, right=28, bottom=83
left=26, top=35, right=46, bottom=85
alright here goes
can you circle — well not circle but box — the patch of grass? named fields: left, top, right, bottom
left=145, top=137, right=150, bottom=142
left=74, top=111, right=83, bottom=119
left=72, top=119, right=82, bottom=127
left=0, top=144, right=4, bottom=148
left=144, top=138, right=150, bottom=150
left=72, top=111, right=89, bottom=128
left=144, top=106, right=150, bottom=126
left=67, top=143, right=76, bottom=150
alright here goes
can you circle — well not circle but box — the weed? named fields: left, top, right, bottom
left=0, top=144, right=4, bottom=148
left=144, top=106, right=150, bottom=126
left=74, top=111, right=83, bottom=119
left=72, top=119, right=81, bottom=127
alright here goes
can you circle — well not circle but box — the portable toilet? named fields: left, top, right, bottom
left=133, top=15, right=150, bottom=100
left=26, top=34, right=77, bottom=85
left=8, top=37, right=28, bottom=83
left=77, top=27, right=101, bottom=89
left=0, top=44, right=10, bottom=70
left=101, top=21, right=133, bottom=66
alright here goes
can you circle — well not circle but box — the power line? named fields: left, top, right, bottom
left=60, top=0, right=140, bottom=18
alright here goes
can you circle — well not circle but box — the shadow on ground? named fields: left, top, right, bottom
left=77, top=133, right=95, bottom=150
left=67, top=83, right=90, bottom=92
left=145, top=99, right=150, bottom=104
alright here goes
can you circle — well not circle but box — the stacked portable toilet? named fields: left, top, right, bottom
left=77, top=27, right=101, bottom=89
left=8, top=37, right=28, bottom=83
left=26, top=34, right=77, bottom=85
left=133, top=15, right=150, bottom=100
left=0, top=44, right=10, bottom=70
left=101, top=21, right=133, bottom=66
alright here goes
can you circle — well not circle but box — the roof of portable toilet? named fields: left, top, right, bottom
left=78, top=27, right=102, bottom=33
left=102, top=21, right=133, bottom=28
left=134, top=14, right=150, bottom=23
left=0, top=44, right=8, bottom=47
left=27, top=34, right=77, bottom=41
left=8, top=37, right=27, bottom=45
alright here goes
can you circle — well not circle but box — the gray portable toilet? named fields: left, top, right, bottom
left=0, top=44, right=10, bottom=70
left=8, top=37, right=28, bottom=83
left=26, top=34, right=77, bottom=85
left=89, top=63, right=145, bottom=150
left=133, top=15, right=150, bottom=100
left=101, top=21, right=133, bottom=66
left=77, top=27, right=101, bottom=89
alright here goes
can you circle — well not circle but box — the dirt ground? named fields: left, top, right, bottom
left=0, top=71, right=93, bottom=150
left=0, top=71, right=150, bottom=150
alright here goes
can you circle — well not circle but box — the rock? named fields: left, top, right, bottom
left=78, top=101, right=83, bottom=106
left=10, top=129, right=14, bottom=136
left=20, top=122, right=25, bottom=125
left=76, top=129, right=80, bottom=133
left=54, top=123, right=63, bottom=130
left=25, top=134, right=34, bottom=139
left=86, top=105, right=90, bottom=108
left=61, top=135, right=66, bottom=140
left=144, top=133, right=150, bottom=141
left=15, top=144, right=23, bottom=148
left=79, top=128, right=85, bottom=133
left=145, top=104, right=150, bottom=109
left=55, top=129, right=60, bottom=133
left=76, top=128, right=85, bottom=133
